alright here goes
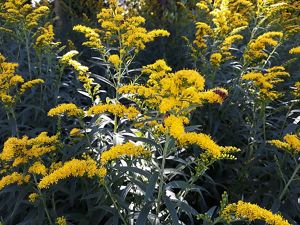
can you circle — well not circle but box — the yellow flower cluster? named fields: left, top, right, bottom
left=244, top=32, right=283, bottom=64
left=221, top=201, right=290, bottom=225
left=100, top=142, right=151, bottom=165
left=0, top=132, right=60, bottom=167
left=28, top=192, right=39, bottom=203
left=88, top=103, right=140, bottom=120
left=0, top=172, right=30, bottom=191
left=164, top=115, right=239, bottom=158
left=0, top=53, right=44, bottom=105
left=34, top=23, right=60, bottom=49
left=242, top=66, right=289, bottom=100
left=48, top=103, right=84, bottom=117
left=269, top=133, right=300, bottom=154
left=194, top=22, right=212, bottom=49
left=118, top=60, right=227, bottom=115
left=73, top=25, right=103, bottom=50
left=72, top=1, right=170, bottom=56
left=108, top=54, right=122, bottom=68
left=56, top=216, right=67, bottom=225
left=20, top=79, right=44, bottom=93
left=28, top=161, right=47, bottom=175
left=289, top=46, right=300, bottom=54
left=0, top=0, right=49, bottom=30
left=194, top=0, right=248, bottom=56
left=38, top=158, right=107, bottom=189
left=209, top=0, right=249, bottom=37
left=69, top=128, right=83, bottom=137
left=210, top=53, right=222, bottom=67
left=60, top=50, right=92, bottom=85
left=292, top=82, right=300, bottom=97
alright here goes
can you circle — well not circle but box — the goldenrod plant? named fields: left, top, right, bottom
left=0, top=0, right=299, bottom=224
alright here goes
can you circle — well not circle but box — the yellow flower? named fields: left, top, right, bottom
left=73, top=25, right=103, bottom=50
left=59, top=51, right=93, bottom=88
left=210, top=53, right=222, bottom=66
left=70, top=128, right=83, bottom=137
left=88, top=103, right=139, bottom=120
left=48, top=103, right=84, bottom=117
left=292, top=82, right=300, bottom=97
left=0, top=53, right=43, bottom=105
left=221, top=201, right=290, bottom=225
left=34, top=23, right=60, bottom=49
left=28, top=192, right=39, bottom=203
left=101, top=142, right=151, bottom=165
left=0, top=172, right=29, bottom=190
left=56, top=216, right=67, bottom=225
left=244, top=32, right=283, bottom=63
left=38, top=158, right=106, bottom=189
left=119, top=60, right=226, bottom=115
left=242, top=66, right=289, bottom=100
left=289, top=46, right=300, bottom=54
left=94, top=3, right=169, bottom=55
left=0, top=132, right=60, bottom=166
left=25, top=5, right=49, bottom=29
left=28, top=161, right=47, bottom=175
left=20, top=79, right=44, bottom=93
left=194, top=22, right=212, bottom=49
left=269, top=133, right=300, bottom=154
left=108, top=54, right=122, bottom=67
left=164, top=115, right=237, bottom=158
left=0, top=0, right=49, bottom=30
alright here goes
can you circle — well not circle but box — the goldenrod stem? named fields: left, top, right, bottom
left=25, top=32, right=32, bottom=79
left=156, top=135, right=170, bottom=221
left=104, top=182, right=128, bottom=225
left=33, top=175, right=53, bottom=225
left=279, top=162, right=300, bottom=200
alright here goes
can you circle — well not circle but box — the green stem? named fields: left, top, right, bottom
left=33, top=175, right=53, bottom=225
left=104, top=182, right=128, bottom=225
left=261, top=100, right=266, bottom=143
left=156, top=135, right=170, bottom=220
left=7, top=107, right=19, bottom=137
left=279, top=162, right=300, bottom=200
left=25, top=32, right=32, bottom=79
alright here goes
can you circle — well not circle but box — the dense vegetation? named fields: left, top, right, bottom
left=0, top=0, right=299, bottom=224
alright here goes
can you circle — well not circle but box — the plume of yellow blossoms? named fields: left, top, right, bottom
left=59, top=50, right=97, bottom=96
left=56, top=216, right=67, bottom=225
left=88, top=103, right=140, bottom=120
left=269, top=133, right=300, bottom=154
left=242, top=66, right=289, bottom=100
left=0, top=172, right=30, bottom=191
left=164, top=115, right=239, bottom=158
left=74, top=1, right=169, bottom=57
left=0, top=132, right=60, bottom=167
left=289, top=46, right=300, bottom=55
left=101, top=142, right=151, bottom=165
left=292, top=82, right=300, bottom=98
left=194, top=0, right=249, bottom=60
left=0, top=53, right=44, bottom=106
left=118, top=59, right=228, bottom=114
left=48, top=103, right=84, bottom=118
left=38, top=158, right=107, bottom=189
left=28, top=161, right=47, bottom=175
left=0, top=0, right=49, bottom=31
left=34, top=23, right=60, bottom=50
left=244, top=32, right=283, bottom=64
left=221, top=200, right=291, bottom=225
left=28, top=192, right=39, bottom=203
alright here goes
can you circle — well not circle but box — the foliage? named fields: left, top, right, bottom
left=0, top=0, right=299, bottom=224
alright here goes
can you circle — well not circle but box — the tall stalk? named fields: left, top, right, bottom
left=155, top=135, right=170, bottom=221
left=25, top=32, right=32, bottom=79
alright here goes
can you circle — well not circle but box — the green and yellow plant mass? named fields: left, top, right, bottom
left=0, top=0, right=299, bottom=224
